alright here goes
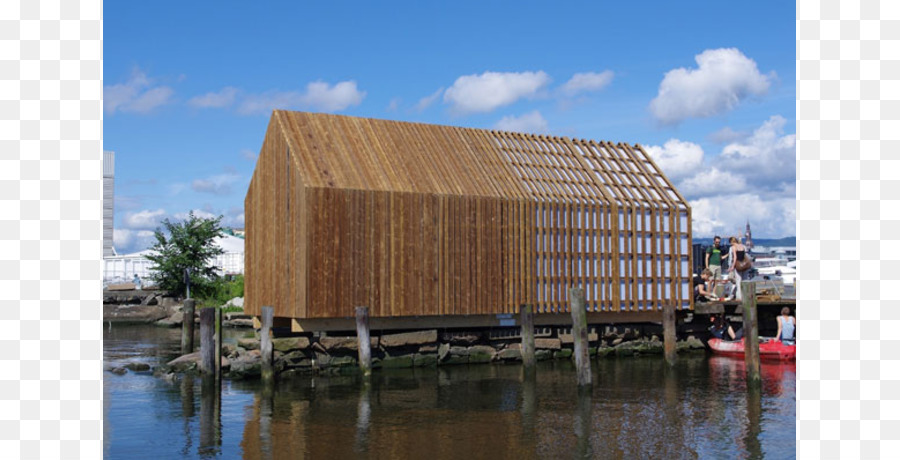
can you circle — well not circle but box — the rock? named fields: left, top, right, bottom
left=441, top=355, right=469, bottom=365
left=319, top=336, right=375, bottom=352
left=596, top=347, right=614, bottom=358
left=535, top=349, right=552, bottom=361
left=553, top=349, right=573, bottom=360
left=535, top=338, right=561, bottom=350
left=449, top=346, right=469, bottom=357
left=110, top=367, right=127, bottom=375
left=124, top=362, right=151, bottom=372
left=229, top=350, right=261, bottom=379
left=279, top=350, right=313, bottom=368
left=684, top=336, right=705, bottom=349
left=414, top=353, right=438, bottom=367
left=441, top=332, right=482, bottom=346
left=381, top=330, right=438, bottom=348
left=140, top=293, right=158, bottom=306
left=381, top=355, right=414, bottom=369
left=611, top=338, right=623, bottom=346
left=224, top=319, right=254, bottom=328
left=438, top=343, right=450, bottom=361
left=160, top=297, right=179, bottom=308
left=167, top=352, right=201, bottom=372
left=559, top=329, right=598, bottom=344
left=419, top=344, right=438, bottom=354
left=156, top=311, right=184, bottom=328
left=238, top=338, right=260, bottom=350
left=103, top=304, right=170, bottom=324
left=226, top=297, right=244, bottom=308
left=329, top=356, right=356, bottom=368
left=467, top=345, right=494, bottom=363
left=497, top=348, right=521, bottom=361
left=273, top=337, right=311, bottom=352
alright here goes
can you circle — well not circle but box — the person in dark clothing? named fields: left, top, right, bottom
left=693, top=269, right=715, bottom=302
left=709, top=314, right=743, bottom=341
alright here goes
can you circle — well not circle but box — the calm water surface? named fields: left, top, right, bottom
left=104, top=325, right=795, bottom=459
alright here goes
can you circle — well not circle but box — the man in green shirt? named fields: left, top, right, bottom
left=705, top=236, right=724, bottom=293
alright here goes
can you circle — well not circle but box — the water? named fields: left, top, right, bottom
left=104, top=325, right=795, bottom=459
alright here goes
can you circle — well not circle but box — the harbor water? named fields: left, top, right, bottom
left=104, top=325, right=795, bottom=459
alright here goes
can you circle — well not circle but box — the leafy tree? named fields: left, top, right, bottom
left=145, top=211, right=225, bottom=298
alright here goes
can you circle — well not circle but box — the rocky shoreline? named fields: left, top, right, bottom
left=107, top=326, right=708, bottom=380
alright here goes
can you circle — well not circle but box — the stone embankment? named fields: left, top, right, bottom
left=135, top=327, right=707, bottom=380
left=103, top=290, right=252, bottom=328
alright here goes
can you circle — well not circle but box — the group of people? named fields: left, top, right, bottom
left=695, top=235, right=753, bottom=302
left=708, top=307, right=796, bottom=344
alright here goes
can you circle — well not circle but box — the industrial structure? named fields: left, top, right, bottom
left=244, top=111, right=692, bottom=330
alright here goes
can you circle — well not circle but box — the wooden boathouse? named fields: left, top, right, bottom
left=244, top=111, right=692, bottom=332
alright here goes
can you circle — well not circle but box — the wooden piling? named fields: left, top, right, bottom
left=741, top=281, right=761, bottom=385
left=182, top=298, right=195, bottom=355
left=260, top=306, right=274, bottom=384
left=355, top=306, right=372, bottom=377
left=200, top=307, right=215, bottom=375
left=663, top=301, right=677, bottom=366
left=215, top=307, right=222, bottom=381
left=520, top=304, right=536, bottom=373
left=568, top=288, right=591, bottom=386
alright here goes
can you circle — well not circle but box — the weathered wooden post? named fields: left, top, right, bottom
left=520, top=304, right=536, bottom=373
left=182, top=298, right=195, bottom=355
left=200, top=307, right=216, bottom=375
left=663, top=300, right=677, bottom=366
left=356, top=306, right=372, bottom=377
left=741, top=281, right=761, bottom=385
left=260, top=306, right=274, bottom=384
left=215, top=307, right=223, bottom=381
left=568, top=287, right=591, bottom=386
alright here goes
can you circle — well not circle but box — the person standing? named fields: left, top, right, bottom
left=133, top=273, right=142, bottom=291
left=705, top=236, right=724, bottom=293
left=727, top=236, right=751, bottom=301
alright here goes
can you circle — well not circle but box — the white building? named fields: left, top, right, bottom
left=103, top=234, right=245, bottom=283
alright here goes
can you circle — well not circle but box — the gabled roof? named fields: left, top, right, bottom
left=274, top=110, right=687, bottom=209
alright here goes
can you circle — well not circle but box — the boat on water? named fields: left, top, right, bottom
left=707, top=337, right=796, bottom=361
left=751, top=257, right=796, bottom=285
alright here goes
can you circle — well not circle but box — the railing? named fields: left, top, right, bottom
left=103, top=252, right=244, bottom=283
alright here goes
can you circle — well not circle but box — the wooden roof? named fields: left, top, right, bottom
left=274, top=110, right=687, bottom=209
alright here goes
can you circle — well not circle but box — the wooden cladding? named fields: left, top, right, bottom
left=245, top=111, right=692, bottom=320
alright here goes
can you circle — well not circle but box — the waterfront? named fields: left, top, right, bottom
left=104, top=325, right=795, bottom=459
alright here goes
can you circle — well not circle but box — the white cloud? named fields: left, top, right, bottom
left=191, top=173, right=241, bottom=195
left=719, top=115, right=796, bottom=185
left=708, top=126, right=747, bottom=144
left=241, top=149, right=258, bottom=161
left=386, top=98, right=401, bottom=112
left=649, top=48, right=773, bottom=125
left=188, top=87, right=239, bottom=108
left=113, top=229, right=157, bottom=255
left=236, top=80, right=366, bottom=115
left=690, top=194, right=795, bottom=239
left=643, top=139, right=704, bottom=181
left=122, top=209, right=167, bottom=230
left=443, top=71, right=550, bottom=114
left=104, top=68, right=174, bottom=114
left=678, top=167, right=746, bottom=196
left=494, top=110, right=549, bottom=134
left=415, top=88, right=443, bottom=112
left=173, top=209, right=219, bottom=221
left=560, top=71, right=614, bottom=96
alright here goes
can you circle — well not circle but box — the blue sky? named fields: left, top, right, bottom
left=105, top=1, right=796, bottom=254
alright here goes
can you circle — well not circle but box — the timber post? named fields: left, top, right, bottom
left=741, top=281, right=761, bottom=385
left=355, top=306, right=372, bottom=377
left=214, top=307, right=222, bottom=381
left=260, top=306, right=274, bottom=384
left=520, top=304, right=536, bottom=373
left=182, top=298, right=195, bottom=355
left=200, top=307, right=216, bottom=375
left=663, top=300, right=677, bottom=366
left=568, top=287, right=591, bottom=387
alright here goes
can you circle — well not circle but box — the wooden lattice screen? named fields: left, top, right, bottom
left=244, top=111, right=692, bottom=320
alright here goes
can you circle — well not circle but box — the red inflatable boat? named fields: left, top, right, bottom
left=707, top=338, right=796, bottom=361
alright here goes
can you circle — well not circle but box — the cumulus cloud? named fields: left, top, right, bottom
left=560, top=71, right=614, bottom=96
left=113, top=228, right=157, bottom=255
left=173, top=209, right=219, bottom=221
left=643, top=139, right=704, bottom=181
left=443, top=71, right=550, bottom=114
left=188, top=87, right=239, bottom=108
left=104, top=68, right=174, bottom=114
left=708, top=126, right=747, bottom=144
left=719, top=115, right=796, bottom=186
left=690, top=194, right=795, bottom=239
left=678, top=167, right=746, bottom=196
left=191, top=173, right=241, bottom=195
left=494, top=110, right=549, bottom=134
left=122, top=209, right=167, bottom=230
left=236, top=80, right=366, bottom=115
left=649, top=48, right=773, bottom=125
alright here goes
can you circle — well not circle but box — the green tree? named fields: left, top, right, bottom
left=145, top=211, right=225, bottom=298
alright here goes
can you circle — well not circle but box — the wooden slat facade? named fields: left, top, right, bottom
left=245, top=111, right=692, bottom=321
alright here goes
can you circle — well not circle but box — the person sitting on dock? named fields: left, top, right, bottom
left=693, top=269, right=716, bottom=302
left=709, top=314, right=743, bottom=341
left=775, top=307, right=796, bottom=345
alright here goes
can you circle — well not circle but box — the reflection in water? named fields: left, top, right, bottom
left=104, top=326, right=796, bottom=459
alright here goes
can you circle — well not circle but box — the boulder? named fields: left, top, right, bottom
left=381, top=330, right=438, bottom=348
left=273, top=337, right=312, bottom=352
left=104, top=304, right=170, bottom=323
left=497, top=348, right=522, bottom=361
left=553, top=349, right=573, bottom=360
left=467, top=345, right=495, bottom=363
left=238, top=338, right=260, bottom=350
left=224, top=318, right=254, bottom=328
left=156, top=311, right=184, bottom=328
left=535, top=349, right=552, bottom=361
left=441, top=332, right=481, bottom=346
left=124, top=362, right=151, bottom=372
left=228, top=350, right=261, bottom=379
left=109, top=367, right=127, bottom=375
left=226, top=297, right=244, bottom=308
left=535, top=338, right=561, bottom=350
left=319, top=336, right=375, bottom=352
left=414, top=353, right=438, bottom=367
left=438, top=343, right=451, bottom=361
left=381, top=355, right=414, bottom=368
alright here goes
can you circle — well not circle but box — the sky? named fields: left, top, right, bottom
left=104, top=1, right=796, bottom=255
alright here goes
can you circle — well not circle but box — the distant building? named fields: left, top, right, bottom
left=103, top=151, right=115, bottom=257
left=744, top=221, right=754, bottom=251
